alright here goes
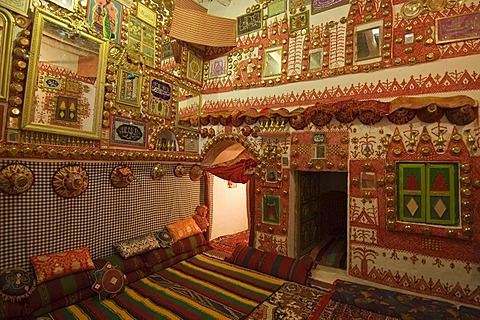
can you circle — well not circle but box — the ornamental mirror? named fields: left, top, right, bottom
left=263, top=46, right=282, bottom=78
left=354, top=21, right=382, bottom=62
left=176, top=84, right=200, bottom=132
left=22, top=9, right=108, bottom=140
left=0, top=8, right=14, bottom=102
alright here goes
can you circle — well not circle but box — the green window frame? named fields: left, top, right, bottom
left=397, top=162, right=459, bottom=226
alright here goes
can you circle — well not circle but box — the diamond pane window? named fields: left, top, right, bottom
left=397, top=162, right=459, bottom=226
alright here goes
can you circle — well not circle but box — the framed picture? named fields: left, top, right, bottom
left=208, top=56, right=228, bottom=79
left=0, top=0, right=30, bottom=16
left=87, top=0, right=123, bottom=43
left=51, top=0, right=76, bottom=11
left=262, top=194, right=281, bottom=225
left=313, top=144, right=326, bottom=159
left=311, top=0, right=348, bottom=14
left=290, top=10, right=309, bottom=32
left=110, top=116, right=148, bottom=149
left=149, top=78, right=172, bottom=119
left=263, top=46, right=283, bottom=78
left=435, top=12, right=480, bottom=44
left=237, top=10, right=263, bottom=36
left=116, top=69, right=142, bottom=107
left=265, top=168, right=279, bottom=183
left=136, top=2, right=156, bottom=27
left=361, top=171, right=376, bottom=190
left=268, top=0, right=286, bottom=17
left=186, top=49, right=203, bottom=85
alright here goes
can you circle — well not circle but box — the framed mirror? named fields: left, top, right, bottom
left=22, top=9, right=108, bottom=140
left=0, top=8, right=14, bottom=102
left=176, top=85, right=200, bottom=131
left=263, top=46, right=282, bottom=78
left=354, top=21, right=382, bottom=62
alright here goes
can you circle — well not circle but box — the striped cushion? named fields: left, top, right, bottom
left=225, top=245, right=264, bottom=270
left=257, top=252, right=313, bottom=285
left=226, top=245, right=314, bottom=285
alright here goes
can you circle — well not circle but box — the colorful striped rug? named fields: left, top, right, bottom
left=44, top=254, right=284, bottom=319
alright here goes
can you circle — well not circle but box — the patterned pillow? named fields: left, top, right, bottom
left=225, top=245, right=264, bottom=270
left=114, top=233, right=160, bottom=259
left=166, top=217, right=203, bottom=243
left=30, top=247, right=95, bottom=284
left=156, top=229, right=174, bottom=248
left=91, top=262, right=126, bottom=300
left=0, top=267, right=36, bottom=302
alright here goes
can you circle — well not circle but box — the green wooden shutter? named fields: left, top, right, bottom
left=397, top=163, right=425, bottom=223
left=426, top=163, right=459, bottom=226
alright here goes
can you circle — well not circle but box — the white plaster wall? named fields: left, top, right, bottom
left=211, top=175, right=249, bottom=239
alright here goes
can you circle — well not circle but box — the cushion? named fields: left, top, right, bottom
left=30, top=247, right=95, bottom=284
left=156, top=229, right=174, bottom=248
left=91, top=263, right=126, bottom=300
left=257, top=252, right=314, bottom=285
left=192, top=214, right=209, bottom=232
left=225, top=245, right=265, bottom=270
left=226, top=246, right=314, bottom=285
left=166, top=217, right=202, bottom=242
left=0, top=267, right=36, bottom=302
left=171, top=233, right=209, bottom=256
left=114, top=233, right=160, bottom=259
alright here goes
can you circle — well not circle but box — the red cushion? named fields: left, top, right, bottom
left=225, top=245, right=264, bottom=270
left=257, top=252, right=313, bottom=285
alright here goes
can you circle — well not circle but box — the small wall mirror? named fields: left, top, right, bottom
left=263, top=46, right=282, bottom=78
left=22, top=9, right=108, bottom=139
left=0, top=8, right=14, bottom=102
left=176, top=85, right=200, bottom=131
left=355, top=22, right=382, bottom=62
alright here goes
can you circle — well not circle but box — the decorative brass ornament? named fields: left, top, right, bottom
left=174, top=164, right=186, bottom=177
left=401, top=0, right=423, bottom=19
left=52, top=165, right=88, bottom=198
left=450, top=146, right=461, bottom=155
left=189, top=164, right=203, bottom=181
left=110, top=166, right=134, bottom=188
left=462, top=226, right=473, bottom=238
left=420, top=147, right=431, bottom=156
left=393, top=147, right=403, bottom=156
left=0, top=164, right=34, bottom=195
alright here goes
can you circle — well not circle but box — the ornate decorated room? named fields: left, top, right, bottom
left=0, top=0, right=479, bottom=318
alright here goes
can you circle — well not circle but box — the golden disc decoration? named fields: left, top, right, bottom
left=110, top=166, right=134, bottom=188
left=426, top=0, right=445, bottom=11
left=0, top=164, right=34, bottom=195
left=400, top=0, right=424, bottom=19
left=189, top=165, right=203, bottom=182
left=174, top=164, right=186, bottom=178
left=151, top=164, right=165, bottom=180
left=52, top=165, right=88, bottom=198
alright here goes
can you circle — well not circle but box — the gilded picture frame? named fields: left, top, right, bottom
left=0, top=8, right=14, bottom=102
left=311, top=0, right=348, bottom=14
left=268, top=0, right=287, bottom=17
left=148, top=77, right=172, bottom=120
left=237, top=10, right=263, bottom=37
left=116, top=68, right=143, bottom=108
left=87, top=0, right=123, bottom=43
left=51, top=0, right=77, bottom=11
left=0, top=0, right=30, bottom=16
left=435, top=12, right=480, bottom=44
left=110, top=116, right=148, bottom=149
left=186, top=49, right=203, bottom=85
left=22, top=9, right=108, bottom=140
left=289, top=10, right=309, bottom=32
